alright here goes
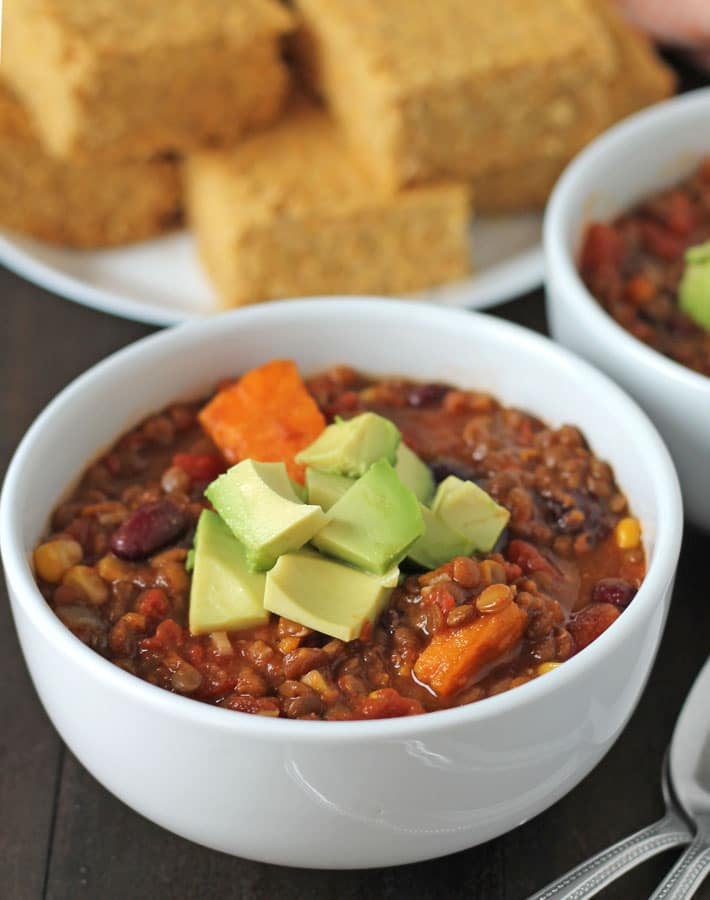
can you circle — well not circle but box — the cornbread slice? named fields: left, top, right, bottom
left=595, top=0, right=675, bottom=123
left=3, top=0, right=294, bottom=162
left=473, top=0, right=675, bottom=215
left=185, top=99, right=471, bottom=307
left=293, top=0, right=615, bottom=189
left=0, top=80, right=181, bottom=247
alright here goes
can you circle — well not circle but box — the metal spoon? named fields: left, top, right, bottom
left=530, top=655, right=710, bottom=900
left=648, top=656, right=710, bottom=900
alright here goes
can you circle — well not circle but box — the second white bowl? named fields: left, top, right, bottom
left=545, top=88, right=710, bottom=530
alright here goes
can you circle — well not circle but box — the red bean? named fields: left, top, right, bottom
left=407, top=383, right=448, bottom=407
left=109, top=500, right=188, bottom=561
left=591, top=578, right=636, bottom=609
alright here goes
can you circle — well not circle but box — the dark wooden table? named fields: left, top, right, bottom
left=1, top=271, right=708, bottom=900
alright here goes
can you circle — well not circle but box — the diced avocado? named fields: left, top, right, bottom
left=205, top=460, right=327, bottom=571
left=407, top=504, right=474, bottom=569
left=185, top=548, right=195, bottom=572
left=679, top=240, right=710, bottom=330
left=395, top=443, right=435, bottom=504
left=264, top=550, right=397, bottom=641
left=432, top=476, right=509, bottom=553
left=290, top=479, right=308, bottom=503
left=188, top=510, right=268, bottom=635
left=305, top=468, right=356, bottom=511
left=295, top=411, right=401, bottom=477
left=312, top=458, right=424, bottom=574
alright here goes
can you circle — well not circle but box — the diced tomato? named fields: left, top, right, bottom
left=423, top=584, right=456, bottom=615
left=639, top=221, right=685, bottom=262
left=149, top=618, right=184, bottom=650
left=172, top=453, right=226, bottom=483
left=580, top=224, right=625, bottom=273
left=662, top=191, right=695, bottom=236
left=506, top=539, right=555, bottom=576
left=354, top=688, right=424, bottom=719
left=135, top=588, right=170, bottom=620
left=624, top=274, right=655, bottom=306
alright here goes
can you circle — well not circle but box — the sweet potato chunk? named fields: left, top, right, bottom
left=414, top=602, right=527, bottom=697
left=199, top=360, right=326, bottom=483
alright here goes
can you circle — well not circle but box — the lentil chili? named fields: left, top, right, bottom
left=33, top=367, right=645, bottom=720
left=580, top=157, right=710, bottom=377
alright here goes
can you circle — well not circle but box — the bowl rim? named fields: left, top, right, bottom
left=545, top=86, right=710, bottom=393
left=0, top=297, right=683, bottom=744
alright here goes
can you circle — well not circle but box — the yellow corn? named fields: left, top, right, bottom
left=615, top=517, right=641, bottom=550
left=62, top=565, right=109, bottom=605
left=33, top=539, right=83, bottom=583
left=537, top=662, right=562, bottom=676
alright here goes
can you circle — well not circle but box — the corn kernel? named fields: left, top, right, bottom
left=537, top=662, right=562, bottom=676
left=62, top=565, right=109, bottom=605
left=301, top=669, right=330, bottom=695
left=33, top=539, right=83, bottom=583
left=615, top=517, right=641, bottom=550
left=97, top=553, right=130, bottom=582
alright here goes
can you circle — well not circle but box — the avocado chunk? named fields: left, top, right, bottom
left=188, top=510, right=268, bottom=635
left=264, top=550, right=397, bottom=641
left=679, top=240, right=710, bottom=330
left=205, top=460, right=327, bottom=571
left=305, top=468, right=355, bottom=511
left=295, top=411, right=400, bottom=477
left=408, top=504, right=474, bottom=569
left=312, top=458, right=424, bottom=574
left=289, top=479, right=308, bottom=503
left=432, top=476, right=509, bottom=553
left=395, top=443, right=435, bottom=504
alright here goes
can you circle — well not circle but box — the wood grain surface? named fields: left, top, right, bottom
left=1, top=271, right=709, bottom=900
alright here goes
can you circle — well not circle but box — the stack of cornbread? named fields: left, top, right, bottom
left=0, top=0, right=674, bottom=305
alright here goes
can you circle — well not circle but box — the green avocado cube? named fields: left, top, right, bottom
left=205, top=460, right=327, bottom=571
left=289, top=479, right=308, bottom=502
left=395, top=443, right=435, bottom=504
left=264, top=550, right=397, bottom=641
left=431, top=476, right=509, bottom=553
left=305, top=468, right=356, bottom=511
left=312, top=458, right=424, bottom=574
left=295, top=411, right=401, bottom=477
left=188, top=510, right=268, bottom=635
left=407, top=504, right=474, bottom=569
left=679, top=240, right=710, bottom=330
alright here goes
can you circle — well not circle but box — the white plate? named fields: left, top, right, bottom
left=0, top=213, right=543, bottom=326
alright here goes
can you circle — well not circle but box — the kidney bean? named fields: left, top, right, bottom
left=568, top=602, right=620, bottom=651
left=109, top=500, right=188, bottom=560
left=591, top=577, right=636, bottom=609
left=428, top=459, right=476, bottom=484
left=407, top=383, right=448, bottom=407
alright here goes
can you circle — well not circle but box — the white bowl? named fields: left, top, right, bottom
left=545, top=88, right=710, bottom=531
left=0, top=298, right=682, bottom=868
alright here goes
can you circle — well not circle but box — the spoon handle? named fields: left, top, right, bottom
left=528, top=811, right=691, bottom=900
left=649, top=834, right=710, bottom=900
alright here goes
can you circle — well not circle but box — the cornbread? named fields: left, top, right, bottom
left=474, top=0, right=675, bottom=214
left=595, top=0, right=675, bottom=123
left=186, top=99, right=471, bottom=306
left=3, top=0, right=294, bottom=162
left=0, top=81, right=181, bottom=247
left=293, top=0, right=615, bottom=190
